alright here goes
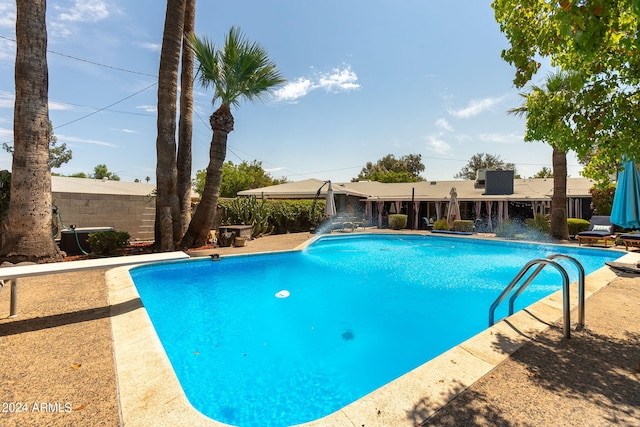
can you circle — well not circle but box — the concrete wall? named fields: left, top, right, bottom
left=53, top=192, right=155, bottom=241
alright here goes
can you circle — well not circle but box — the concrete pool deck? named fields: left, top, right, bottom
left=1, top=230, right=639, bottom=426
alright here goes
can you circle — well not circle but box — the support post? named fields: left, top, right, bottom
left=9, top=278, right=18, bottom=318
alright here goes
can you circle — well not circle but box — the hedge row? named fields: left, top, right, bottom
left=217, top=198, right=327, bottom=235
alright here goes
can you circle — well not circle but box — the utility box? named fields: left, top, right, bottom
left=484, top=170, right=514, bottom=195
left=60, top=227, right=114, bottom=255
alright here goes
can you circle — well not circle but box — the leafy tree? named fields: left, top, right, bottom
left=91, top=164, right=120, bottom=181
left=590, top=183, right=615, bottom=216
left=0, top=0, right=63, bottom=263
left=194, top=160, right=288, bottom=198
left=492, top=1, right=640, bottom=183
left=531, top=167, right=553, bottom=179
left=354, top=154, right=425, bottom=182
left=454, top=153, right=518, bottom=180
left=509, top=70, right=579, bottom=240
left=68, top=172, right=88, bottom=178
left=180, top=28, right=285, bottom=248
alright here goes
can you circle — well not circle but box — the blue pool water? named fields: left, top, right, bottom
left=130, top=234, right=621, bottom=427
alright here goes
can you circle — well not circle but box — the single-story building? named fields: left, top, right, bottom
left=238, top=171, right=597, bottom=231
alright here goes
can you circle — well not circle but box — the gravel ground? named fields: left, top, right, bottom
left=0, top=231, right=639, bottom=427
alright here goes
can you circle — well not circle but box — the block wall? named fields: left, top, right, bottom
left=53, top=192, right=155, bottom=241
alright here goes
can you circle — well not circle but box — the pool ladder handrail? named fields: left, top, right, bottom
left=488, top=254, right=585, bottom=339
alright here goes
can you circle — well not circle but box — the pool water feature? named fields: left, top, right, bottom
left=130, top=234, right=621, bottom=427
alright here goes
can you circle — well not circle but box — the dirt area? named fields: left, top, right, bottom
left=0, top=269, right=120, bottom=427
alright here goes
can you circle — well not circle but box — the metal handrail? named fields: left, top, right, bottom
left=488, top=257, right=572, bottom=338
left=508, top=254, right=585, bottom=327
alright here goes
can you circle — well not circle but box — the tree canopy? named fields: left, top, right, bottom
left=353, top=154, right=425, bottom=183
left=194, top=160, right=287, bottom=198
left=492, top=0, right=640, bottom=182
left=531, top=166, right=553, bottom=178
left=454, top=153, right=518, bottom=180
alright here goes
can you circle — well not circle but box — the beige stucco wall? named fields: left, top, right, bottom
left=53, top=192, right=155, bottom=241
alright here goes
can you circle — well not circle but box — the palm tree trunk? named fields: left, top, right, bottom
left=0, top=0, right=63, bottom=263
left=550, top=146, right=569, bottom=240
left=155, top=0, right=185, bottom=251
left=181, top=105, right=233, bottom=248
left=176, top=0, right=195, bottom=236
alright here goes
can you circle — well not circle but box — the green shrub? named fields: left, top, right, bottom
left=87, top=230, right=130, bottom=256
left=525, top=214, right=550, bottom=234
left=433, top=219, right=449, bottom=230
left=388, top=214, right=407, bottom=230
left=567, top=218, right=590, bottom=236
left=590, top=184, right=615, bottom=216
left=495, top=220, right=521, bottom=239
left=452, top=220, right=473, bottom=232
left=218, top=198, right=326, bottom=235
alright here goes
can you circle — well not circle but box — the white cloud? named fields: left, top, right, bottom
left=140, top=42, right=161, bottom=52
left=48, top=22, right=73, bottom=38
left=55, top=0, right=111, bottom=22
left=57, top=134, right=117, bottom=147
left=0, top=37, right=13, bottom=62
left=0, top=91, right=14, bottom=108
left=273, top=78, right=313, bottom=103
left=0, top=2, right=15, bottom=28
left=0, top=126, right=12, bottom=138
left=435, top=118, right=453, bottom=132
left=118, top=128, right=139, bottom=134
left=448, top=96, right=504, bottom=118
left=317, top=66, right=361, bottom=92
left=49, top=100, right=74, bottom=111
left=425, top=135, right=452, bottom=155
left=477, top=132, right=523, bottom=144
left=273, top=65, right=361, bottom=104
left=136, top=105, right=157, bottom=113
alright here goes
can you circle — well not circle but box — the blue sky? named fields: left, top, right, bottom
left=0, top=0, right=582, bottom=184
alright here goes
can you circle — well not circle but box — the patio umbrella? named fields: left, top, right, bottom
left=446, top=187, right=461, bottom=227
left=611, top=159, right=640, bottom=229
left=325, top=181, right=337, bottom=217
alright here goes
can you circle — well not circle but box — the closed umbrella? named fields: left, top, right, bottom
left=446, top=187, right=461, bottom=228
left=325, top=181, right=337, bottom=217
left=611, top=159, right=640, bottom=228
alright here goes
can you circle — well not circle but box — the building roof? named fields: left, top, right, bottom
left=238, top=177, right=597, bottom=202
left=52, top=176, right=156, bottom=196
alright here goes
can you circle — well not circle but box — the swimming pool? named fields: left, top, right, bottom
left=129, top=234, right=621, bottom=427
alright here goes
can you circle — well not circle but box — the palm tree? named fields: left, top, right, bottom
left=0, top=0, right=63, bottom=263
left=155, top=0, right=185, bottom=251
left=509, top=70, right=581, bottom=240
left=181, top=28, right=285, bottom=248
left=176, top=0, right=195, bottom=236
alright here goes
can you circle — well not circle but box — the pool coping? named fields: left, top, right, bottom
left=107, top=234, right=629, bottom=427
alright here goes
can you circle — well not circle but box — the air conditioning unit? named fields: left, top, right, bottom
left=476, top=169, right=487, bottom=183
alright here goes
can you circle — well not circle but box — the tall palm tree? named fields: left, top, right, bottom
left=155, top=0, right=185, bottom=251
left=181, top=28, right=285, bottom=248
left=176, top=0, right=196, bottom=236
left=510, top=70, right=581, bottom=240
left=0, top=0, right=63, bottom=263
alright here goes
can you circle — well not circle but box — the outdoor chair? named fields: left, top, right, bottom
left=619, top=233, right=640, bottom=251
left=576, top=215, right=616, bottom=246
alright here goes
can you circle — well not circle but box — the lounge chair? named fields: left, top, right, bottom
left=576, top=215, right=616, bottom=246
left=619, top=233, right=640, bottom=250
